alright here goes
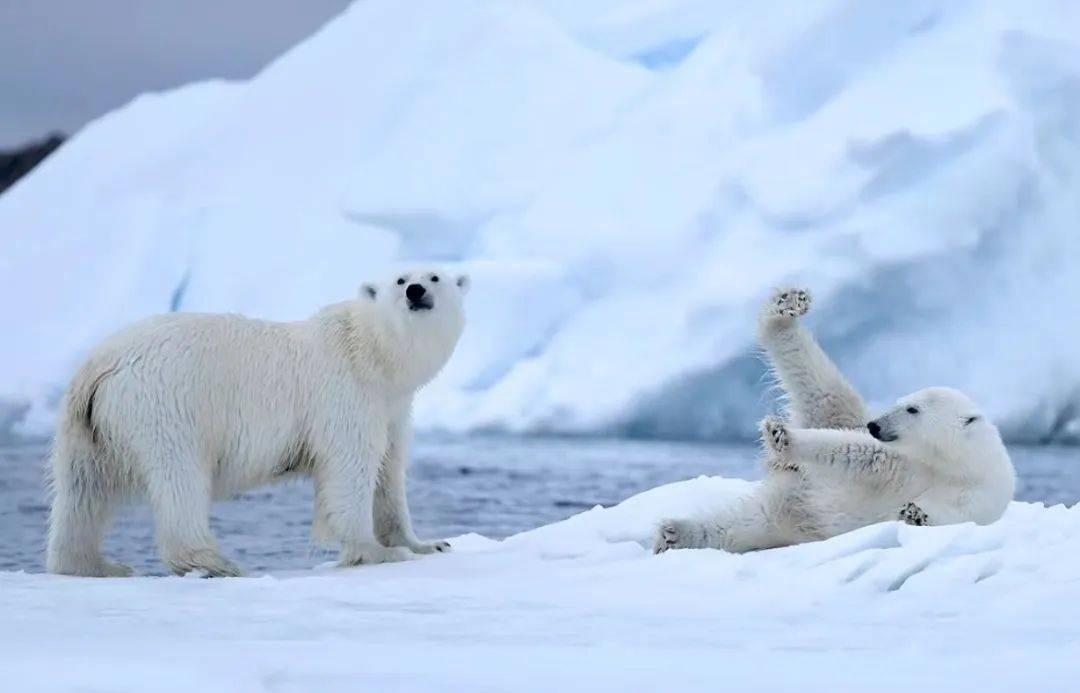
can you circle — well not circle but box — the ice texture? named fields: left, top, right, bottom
left=2, top=0, right=1079, bottom=442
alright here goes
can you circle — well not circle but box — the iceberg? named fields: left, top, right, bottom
left=1, top=0, right=1079, bottom=442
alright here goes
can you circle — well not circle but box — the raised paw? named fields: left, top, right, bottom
left=765, top=454, right=800, bottom=474
left=410, top=540, right=451, bottom=555
left=898, top=502, right=930, bottom=526
left=760, top=415, right=790, bottom=454
left=653, top=519, right=702, bottom=554
left=767, top=287, right=811, bottom=320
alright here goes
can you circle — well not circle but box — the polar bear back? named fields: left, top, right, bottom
left=80, top=308, right=386, bottom=497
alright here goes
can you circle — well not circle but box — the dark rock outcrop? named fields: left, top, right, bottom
left=0, top=133, right=65, bottom=195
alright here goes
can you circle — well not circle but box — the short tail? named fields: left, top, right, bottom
left=64, top=358, right=118, bottom=444
left=45, top=355, right=115, bottom=505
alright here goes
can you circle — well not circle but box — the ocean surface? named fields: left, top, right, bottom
left=1, top=437, right=1077, bottom=575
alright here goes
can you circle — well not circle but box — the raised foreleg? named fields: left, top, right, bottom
left=758, top=288, right=867, bottom=430
left=760, top=416, right=919, bottom=493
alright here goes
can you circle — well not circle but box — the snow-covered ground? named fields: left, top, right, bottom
left=2, top=0, right=1080, bottom=443
left=3, top=475, right=1079, bottom=692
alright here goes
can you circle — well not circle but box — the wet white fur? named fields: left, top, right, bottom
left=47, top=268, right=468, bottom=577
left=655, top=288, right=1015, bottom=554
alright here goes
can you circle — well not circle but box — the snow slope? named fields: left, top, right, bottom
left=3, top=475, right=1079, bottom=692
left=2, top=0, right=1080, bottom=441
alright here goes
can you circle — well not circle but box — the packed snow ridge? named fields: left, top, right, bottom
left=3, top=475, right=1079, bottom=691
left=2, top=0, right=1080, bottom=442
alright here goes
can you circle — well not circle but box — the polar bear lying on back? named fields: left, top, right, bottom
left=656, top=288, right=1015, bottom=554
left=47, top=268, right=468, bottom=577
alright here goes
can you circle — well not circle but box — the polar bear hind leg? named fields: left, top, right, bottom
left=654, top=492, right=789, bottom=554
left=142, top=448, right=242, bottom=577
left=46, top=426, right=133, bottom=578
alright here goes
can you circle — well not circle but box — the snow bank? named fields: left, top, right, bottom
left=2, top=0, right=1080, bottom=441
left=3, top=475, right=1079, bottom=691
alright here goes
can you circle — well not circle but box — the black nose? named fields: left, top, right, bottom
left=867, top=421, right=881, bottom=438
left=405, top=283, right=426, bottom=302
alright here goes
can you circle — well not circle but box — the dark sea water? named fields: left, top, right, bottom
left=1, top=437, right=1076, bottom=575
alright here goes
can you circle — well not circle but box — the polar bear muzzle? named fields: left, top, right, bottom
left=867, top=419, right=898, bottom=442
left=406, top=283, right=433, bottom=311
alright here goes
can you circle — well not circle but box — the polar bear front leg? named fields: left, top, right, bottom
left=374, top=419, right=450, bottom=555
left=758, top=287, right=868, bottom=430
left=763, top=418, right=909, bottom=490
left=313, top=430, right=415, bottom=567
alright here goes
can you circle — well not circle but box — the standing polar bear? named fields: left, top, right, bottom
left=47, top=268, right=468, bottom=577
left=655, top=288, right=1015, bottom=554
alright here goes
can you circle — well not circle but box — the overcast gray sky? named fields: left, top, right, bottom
left=0, top=0, right=351, bottom=148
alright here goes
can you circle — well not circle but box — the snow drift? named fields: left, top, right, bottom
left=3, top=474, right=1080, bottom=691
left=2, top=0, right=1080, bottom=442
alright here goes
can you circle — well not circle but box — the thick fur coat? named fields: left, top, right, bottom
left=47, top=268, right=468, bottom=576
left=655, top=288, right=1015, bottom=554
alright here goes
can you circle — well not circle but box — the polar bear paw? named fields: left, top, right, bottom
left=410, top=540, right=452, bottom=555
left=339, top=544, right=417, bottom=567
left=898, top=502, right=930, bottom=526
left=767, top=287, right=811, bottom=320
left=74, top=558, right=135, bottom=578
left=653, top=519, right=705, bottom=554
left=761, top=415, right=790, bottom=454
left=765, top=453, right=800, bottom=474
left=165, top=548, right=243, bottom=578
left=100, top=561, right=135, bottom=578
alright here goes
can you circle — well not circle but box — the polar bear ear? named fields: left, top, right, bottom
left=456, top=274, right=470, bottom=294
left=360, top=283, right=378, bottom=300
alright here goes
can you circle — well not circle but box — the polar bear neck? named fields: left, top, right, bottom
left=324, top=300, right=460, bottom=393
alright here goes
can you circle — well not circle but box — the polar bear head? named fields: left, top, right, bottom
left=867, top=386, right=1004, bottom=467
left=359, top=267, right=469, bottom=388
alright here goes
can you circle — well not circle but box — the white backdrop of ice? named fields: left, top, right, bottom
left=1, top=0, right=1079, bottom=441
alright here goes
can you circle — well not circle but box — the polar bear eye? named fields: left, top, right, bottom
left=396, top=277, right=406, bottom=286
left=906, top=406, right=919, bottom=415
left=430, top=275, right=439, bottom=283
